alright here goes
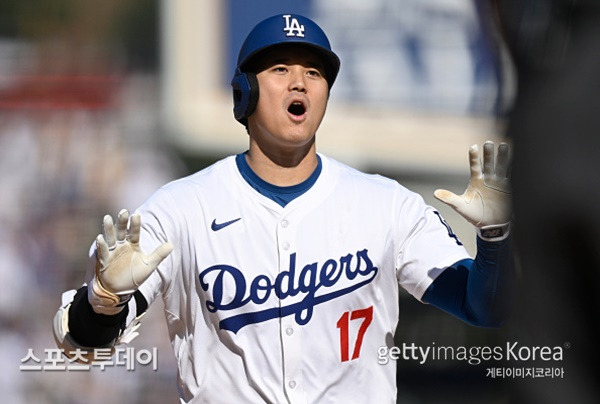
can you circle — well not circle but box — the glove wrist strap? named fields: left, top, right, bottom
left=477, top=222, right=510, bottom=242
left=88, top=277, right=129, bottom=315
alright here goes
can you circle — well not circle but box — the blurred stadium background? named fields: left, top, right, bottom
left=0, top=0, right=514, bottom=402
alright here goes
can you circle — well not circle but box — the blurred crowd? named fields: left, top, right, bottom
left=0, top=63, right=183, bottom=402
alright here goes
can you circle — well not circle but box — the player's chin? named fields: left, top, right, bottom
left=276, top=125, right=316, bottom=148
left=285, top=121, right=318, bottom=140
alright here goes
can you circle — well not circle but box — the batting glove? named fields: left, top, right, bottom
left=434, top=141, right=511, bottom=241
left=88, top=209, right=173, bottom=315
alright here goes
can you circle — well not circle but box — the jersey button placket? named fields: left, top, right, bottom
left=276, top=217, right=306, bottom=403
left=280, top=218, right=291, bottom=251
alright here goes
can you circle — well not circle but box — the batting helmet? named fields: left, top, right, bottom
left=231, top=14, right=340, bottom=125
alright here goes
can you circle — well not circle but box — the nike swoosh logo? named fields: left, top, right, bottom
left=211, top=218, right=241, bottom=231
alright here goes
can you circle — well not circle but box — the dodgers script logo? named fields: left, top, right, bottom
left=282, top=14, right=305, bottom=37
left=199, top=249, right=378, bottom=333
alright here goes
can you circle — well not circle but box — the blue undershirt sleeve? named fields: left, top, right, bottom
left=422, top=236, right=514, bottom=327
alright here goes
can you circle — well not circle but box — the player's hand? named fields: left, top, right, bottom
left=88, top=209, right=173, bottom=315
left=434, top=141, right=511, bottom=240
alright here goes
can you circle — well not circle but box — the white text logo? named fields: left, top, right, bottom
left=283, top=15, right=305, bottom=37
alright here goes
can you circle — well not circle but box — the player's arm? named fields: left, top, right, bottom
left=424, top=141, right=514, bottom=327
left=53, top=209, right=172, bottom=361
left=422, top=237, right=513, bottom=327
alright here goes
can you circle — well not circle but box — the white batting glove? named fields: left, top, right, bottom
left=88, top=209, right=173, bottom=315
left=434, top=141, right=511, bottom=241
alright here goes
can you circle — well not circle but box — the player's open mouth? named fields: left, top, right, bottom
left=287, top=101, right=306, bottom=119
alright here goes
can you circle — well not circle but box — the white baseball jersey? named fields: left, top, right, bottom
left=86, top=153, right=470, bottom=403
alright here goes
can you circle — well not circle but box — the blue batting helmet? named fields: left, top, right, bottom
left=231, top=14, right=340, bottom=125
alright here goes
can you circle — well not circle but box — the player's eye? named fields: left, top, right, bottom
left=272, top=66, right=288, bottom=73
left=306, top=69, right=322, bottom=78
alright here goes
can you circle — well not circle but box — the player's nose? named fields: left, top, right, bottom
left=288, top=67, right=306, bottom=93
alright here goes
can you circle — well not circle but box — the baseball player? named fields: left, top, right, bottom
left=53, top=14, right=513, bottom=403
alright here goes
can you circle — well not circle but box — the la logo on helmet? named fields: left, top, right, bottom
left=283, top=15, right=305, bottom=37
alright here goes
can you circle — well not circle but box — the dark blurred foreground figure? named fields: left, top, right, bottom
left=492, top=0, right=600, bottom=402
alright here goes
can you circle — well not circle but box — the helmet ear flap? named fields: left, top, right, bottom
left=231, top=70, right=259, bottom=124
